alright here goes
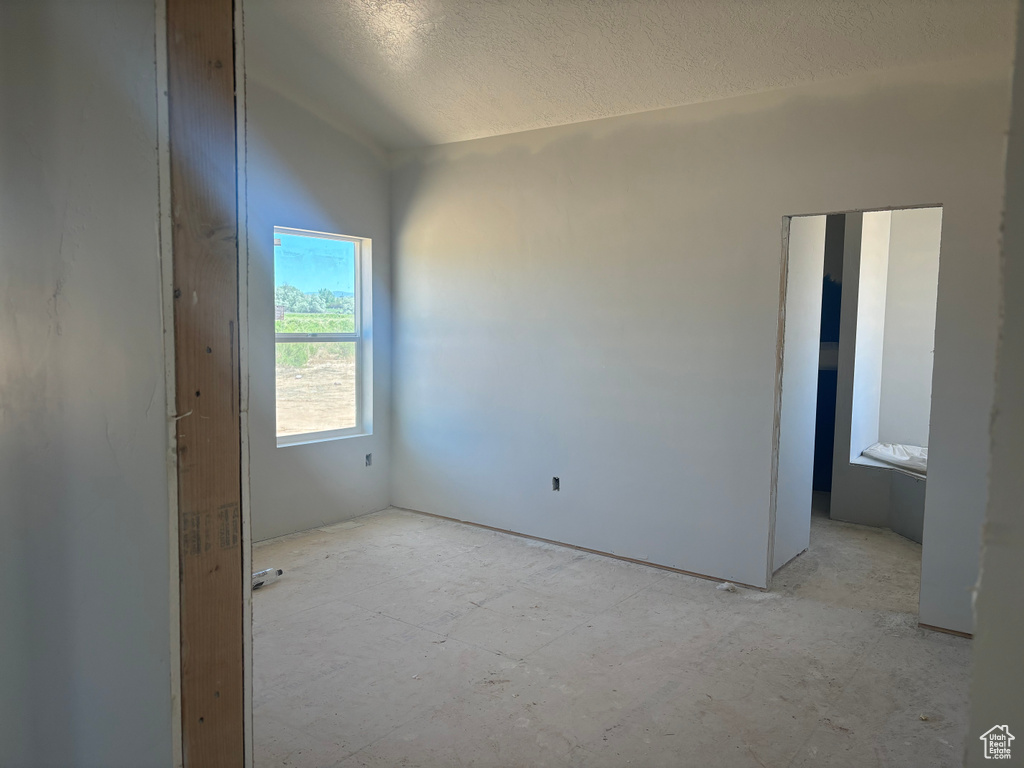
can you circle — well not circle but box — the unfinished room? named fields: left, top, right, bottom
left=4, top=0, right=1024, bottom=767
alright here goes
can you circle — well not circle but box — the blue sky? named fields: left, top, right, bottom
left=274, top=232, right=355, bottom=294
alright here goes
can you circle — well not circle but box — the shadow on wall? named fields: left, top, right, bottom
left=244, top=0, right=431, bottom=152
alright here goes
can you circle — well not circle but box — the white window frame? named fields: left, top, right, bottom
left=274, top=226, right=373, bottom=446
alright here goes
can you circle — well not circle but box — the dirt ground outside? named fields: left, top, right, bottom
left=275, top=356, right=356, bottom=437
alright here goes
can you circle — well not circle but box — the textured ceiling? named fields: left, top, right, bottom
left=245, top=0, right=1015, bottom=149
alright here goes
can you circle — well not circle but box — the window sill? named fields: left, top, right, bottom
left=277, top=429, right=371, bottom=448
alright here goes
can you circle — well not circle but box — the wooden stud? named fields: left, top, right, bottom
left=166, top=0, right=245, bottom=764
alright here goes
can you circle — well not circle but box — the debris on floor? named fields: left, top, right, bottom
left=716, top=581, right=737, bottom=592
left=252, top=567, right=283, bottom=590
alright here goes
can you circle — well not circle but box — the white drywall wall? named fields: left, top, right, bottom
left=245, top=78, right=392, bottom=541
left=968, top=0, right=1024, bottom=754
left=392, top=56, right=1011, bottom=614
left=0, top=2, right=173, bottom=765
left=879, top=207, right=942, bottom=447
left=774, top=216, right=827, bottom=572
left=831, top=214, right=893, bottom=529
left=849, top=212, right=891, bottom=458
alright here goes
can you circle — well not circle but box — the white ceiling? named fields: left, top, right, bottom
left=245, top=0, right=1015, bottom=149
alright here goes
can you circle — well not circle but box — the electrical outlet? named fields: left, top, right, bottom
left=365, top=453, right=372, bottom=467
left=552, top=477, right=560, bottom=491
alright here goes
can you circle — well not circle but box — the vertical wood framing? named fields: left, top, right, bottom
left=154, top=0, right=183, bottom=763
left=167, top=0, right=245, bottom=764
left=233, top=0, right=253, bottom=759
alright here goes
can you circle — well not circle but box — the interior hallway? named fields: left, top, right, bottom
left=253, top=508, right=967, bottom=767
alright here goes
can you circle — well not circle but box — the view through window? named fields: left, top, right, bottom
left=274, top=227, right=367, bottom=443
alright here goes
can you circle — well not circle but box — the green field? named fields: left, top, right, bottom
left=275, top=312, right=354, bottom=334
left=276, top=312, right=355, bottom=368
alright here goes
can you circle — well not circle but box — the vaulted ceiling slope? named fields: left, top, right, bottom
left=245, top=0, right=1015, bottom=149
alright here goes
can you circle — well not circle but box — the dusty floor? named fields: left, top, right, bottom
left=253, top=506, right=970, bottom=767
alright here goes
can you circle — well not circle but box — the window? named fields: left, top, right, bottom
left=274, top=227, right=371, bottom=445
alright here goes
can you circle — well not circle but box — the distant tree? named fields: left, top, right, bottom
left=275, top=284, right=304, bottom=311
left=296, top=292, right=328, bottom=313
left=318, top=287, right=335, bottom=306
left=276, top=283, right=329, bottom=313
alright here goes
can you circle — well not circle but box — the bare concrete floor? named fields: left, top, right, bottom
left=253, top=507, right=970, bottom=767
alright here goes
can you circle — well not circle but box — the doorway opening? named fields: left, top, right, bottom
left=772, top=207, right=943, bottom=606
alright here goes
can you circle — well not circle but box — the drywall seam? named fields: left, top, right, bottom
left=154, top=0, right=181, bottom=764
left=235, top=0, right=254, bottom=763
left=766, top=216, right=792, bottom=588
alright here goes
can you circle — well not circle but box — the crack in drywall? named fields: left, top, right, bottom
left=145, top=379, right=160, bottom=419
